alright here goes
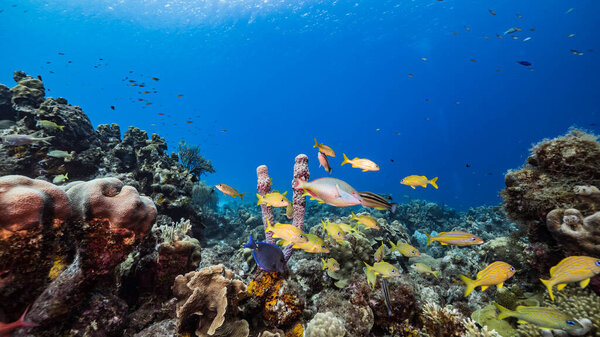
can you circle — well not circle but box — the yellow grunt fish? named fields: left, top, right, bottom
left=285, top=203, right=293, bottom=220
left=321, top=220, right=346, bottom=242
left=37, top=119, right=65, bottom=131
left=341, top=153, right=380, bottom=172
left=412, top=263, right=440, bottom=278
left=256, top=190, right=290, bottom=207
left=390, top=241, right=420, bottom=257
left=265, top=219, right=308, bottom=244
left=374, top=243, right=386, bottom=262
left=337, top=223, right=358, bottom=234
left=350, top=211, right=380, bottom=229
left=52, top=173, right=69, bottom=184
left=494, top=303, right=583, bottom=331
left=364, top=261, right=400, bottom=278
left=322, top=258, right=340, bottom=271
left=280, top=234, right=330, bottom=253
left=216, top=184, right=246, bottom=200
left=313, top=138, right=336, bottom=157
left=459, top=261, right=516, bottom=296
left=540, top=256, right=600, bottom=301
left=424, top=231, right=483, bottom=246
left=401, top=175, right=438, bottom=189
left=364, top=265, right=377, bottom=289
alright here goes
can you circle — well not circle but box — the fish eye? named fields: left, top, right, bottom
left=299, top=234, right=305, bottom=239
left=596, top=260, right=600, bottom=267
left=510, top=267, right=515, bottom=271
left=338, top=232, right=341, bottom=236
left=391, top=270, right=396, bottom=273
left=566, top=320, right=576, bottom=326
left=411, top=250, right=415, bottom=254
left=321, top=245, right=327, bottom=249
left=471, top=237, right=476, bottom=241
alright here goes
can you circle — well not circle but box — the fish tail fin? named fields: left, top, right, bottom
left=540, top=278, right=555, bottom=301
left=424, top=232, right=433, bottom=246
left=58, top=125, right=65, bottom=131
left=313, top=138, right=319, bottom=148
left=243, top=235, right=257, bottom=249
left=459, top=274, right=476, bottom=297
left=292, top=178, right=306, bottom=189
left=494, top=303, right=515, bottom=320
left=350, top=211, right=358, bottom=221
left=390, top=203, right=398, bottom=213
left=433, top=271, right=440, bottom=279
left=389, top=241, right=397, bottom=251
left=352, top=224, right=358, bottom=232
left=265, top=218, right=274, bottom=233
left=256, top=194, right=264, bottom=205
left=341, top=153, right=350, bottom=166
left=429, top=177, right=439, bottom=189
left=363, top=261, right=373, bottom=273
left=239, top=192, right=246, bottom=200
left=321, top=258, right=327, bottom=270
left=40, top=136, right=54, bottom=144
left=17, top=305, right=38, bottom=328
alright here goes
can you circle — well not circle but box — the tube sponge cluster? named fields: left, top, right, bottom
left=304, top=312, right=346, bottom=337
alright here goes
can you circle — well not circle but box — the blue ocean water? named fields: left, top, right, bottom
left=1, top=0, right=598, bottom=209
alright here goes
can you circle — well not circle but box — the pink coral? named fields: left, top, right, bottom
left=257, top=165, right=275, bottom=244
left=65, top=177, right=156, bottom=241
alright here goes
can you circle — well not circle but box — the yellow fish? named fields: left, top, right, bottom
left=321, top=220, right=345, bottom=242
left=256, top=191, right=290, bottom=207
left=540, top=256, right=600, bottom=301
left=337, top=223, right=358, bottom=234
left=216, top=184, right=246, bottom=200
left=364, top=261, right=400, bottom=278
left=36, top=119, right=65, bottom=131
left=459, top=261, right=516, bottom=296
left=285, top=203, right=293, bottom=220
left=350, top=211, right=380, bottom=229
left=341, top=153, right=380, bottom=172
left=364, top=265, right=377, bottom=289
left=322, top=258, right=340, bottom=271
left=424, top=231, right=483, bottom=246
left=374, top=243, right=386, bottom=262
left=52, top=173, right=68, bottom=184
left=313, top=138, right=336, bottom=157
left=389, top=241, right=420, bottom=257
left=265, top=219, right=308, bottom=244
left=279, top=234, right=330, bottom=253
left=401, top=175, right=438, bottom=189
left=494, top=303, right=583, bottom=331
left=412, top=263, right=440, bottom=278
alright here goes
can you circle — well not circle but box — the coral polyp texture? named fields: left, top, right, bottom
left=172, top=265, right=248, bottom=337
left=501, top=129, right=600, bottom=255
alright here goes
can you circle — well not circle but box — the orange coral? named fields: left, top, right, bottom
left=247, top=271, right=279, bottom=298
left=247, top=271, right=304, bottom=328
left=285, top=322, right=303, bottom=337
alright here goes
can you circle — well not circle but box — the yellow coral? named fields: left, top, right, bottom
left=247, top=271, right=279, bottom=298
left=285, top=322, right=303, bottom=337
left=48, top=256, right=67, bottom=280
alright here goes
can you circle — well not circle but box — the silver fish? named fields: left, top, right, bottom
left=382, top=277, right=392, bottom=316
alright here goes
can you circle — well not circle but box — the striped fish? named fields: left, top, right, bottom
left=350, top=211, right=380, bottom=229
left=364, top=266, right=377, bottom=289
left=401, top=175, right=438, bottom=189
left=424, top=231, right=483, bottom=246
left=459, top=261, right=516, bottom=296
left=540, top=256, right=600, bottom=301
left=381, top=278, right=393, bottom=316
left=265, top=219, right=308, bottom=244
left=494, top=303, right=583, bottom=331
left=279, top=234, right=329, bottom=253
left=390, top=241, right=420, bottom=257
left=374, top=243, right=386, bottom=262
left=321, top=220, right=346, bottom=242
left=341, top=153, right=380, bottom=172
left=357, top=191, right=398, bottom=213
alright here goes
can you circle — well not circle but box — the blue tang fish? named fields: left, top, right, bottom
left=243, top=235, right=286, bottom=273
left=517, top=60, right=532, bottom=66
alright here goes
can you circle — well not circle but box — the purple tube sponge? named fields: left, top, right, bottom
left=284, top=154, right=310, bottom=261
left=257, top=165, right=275, bottom=244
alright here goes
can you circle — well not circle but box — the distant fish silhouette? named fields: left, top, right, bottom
left=517, top=60, right=532, bottom=66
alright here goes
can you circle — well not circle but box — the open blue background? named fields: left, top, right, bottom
left=1, top=0, right=598, bottom=209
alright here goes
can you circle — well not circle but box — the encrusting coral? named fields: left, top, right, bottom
left=172, top=265, right=248, bottom=337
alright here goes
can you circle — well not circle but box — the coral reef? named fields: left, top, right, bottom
left=501, top=129, right=600, bottom=255
left=304, top=311, right=346, bottom=337
left=546, top=208, right=600, bottom=256
left=246, top=271, right=304, bottom=328
left=172, top=265, right=248, bottom=337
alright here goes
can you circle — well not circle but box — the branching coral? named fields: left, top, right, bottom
left=177, top=140, right=215, bottom=178
left=172, top=265, right=247, bottom=337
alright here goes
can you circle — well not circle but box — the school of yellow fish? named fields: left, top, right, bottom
left=216, top=138, right=600, bottom=333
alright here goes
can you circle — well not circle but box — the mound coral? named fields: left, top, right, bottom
left=304, top=312, right=346, bottom=337
left=318, top=231, right=373, bottom=289
left=172, top=265, right=247, bottom=337
left=501, top=129, right=600, bottom=255
left=546, top=208, right=600, bottom=256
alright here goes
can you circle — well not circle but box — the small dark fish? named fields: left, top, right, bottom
left=138, top=84, right=145, bottom=87
left=152, top=77, right=159, bottom=81
left=37, top=75, right=42, bottom=81
left=466, top=164, right=471, bottom=168
left=0, top=10, right=3, bottom=13
left=138, top=98, right=143, bottom=101
left=516, top=13, right=523, bottom=18
left=186, top=121, right=192, bottom=124
left=570, top=49, right=584, bottom=56
left=425, top=98, right=430, bottom=101
left=46, top=61, right=51, bottom=64
left=49, top=71, right=54, bottom=74
left=177, top=94, right=183, bottom=97
left=390, top=159, right=394, bottom=163
left=129, top=80, right=135, bottom=82
left=68, top=61, right=72, bottom=63
left=58, top=52, right=64, bottom=55
left=464, top=25, right=471, bottom=32
left=590, top=123, right=597, bottom=126
left=470, top=59, right=477, bottom=62
left=488, top=9, right=496, bottom=15
left=487, top=172, right=493, bottom=176
left=110, top=106, right=115, bottom=110
left=145, top=102, right=152, bottom=105
left=220, top=130, right=227, bottom=133
left=157, top=113, right=164, bottom=116
left=357, top=191, right=398, bottom=213
left=244, top=235, right=286, bottom=273
left=99, top=58, right=103, bottom=61
left=517, top=61, right=532, bottom=66
left=381, top=278, right=393, bottom=316
left=408, top=74, right=414, bottom=78
left=144, top=91, right=150, bottom=94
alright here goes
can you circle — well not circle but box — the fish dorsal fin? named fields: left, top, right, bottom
left=282, top=191, right=287, bottom=196
left=549, top=265, right=557, bottom=276
left=515, top=306, right=527, bottom=312
left=580, top=278, right=590, bottom=288
left=497, top=282, right=504, bottom=289
left=556, top=283, right=567, bottom=290
left=480, top=286, right=489, bottom=291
